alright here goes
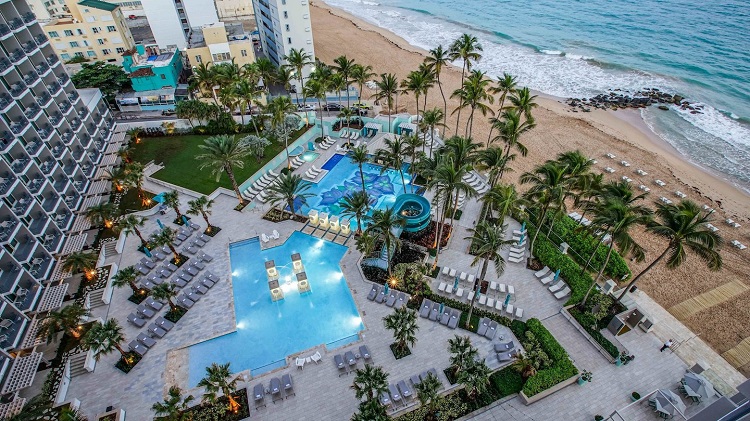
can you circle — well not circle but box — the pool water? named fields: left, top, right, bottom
left=302, top=151, right=320, bottom=162
left=298, top=154, right=413, bottom=222
left=187, top=232, right=363, bottom=386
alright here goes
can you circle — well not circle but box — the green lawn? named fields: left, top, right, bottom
left=130, top=134, right=289, bottom=195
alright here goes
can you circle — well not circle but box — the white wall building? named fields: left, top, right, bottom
left=214, top=0, right=253, bottom=19
left=141, top=0, right=219, bottom=51
left=252, top=0, right=314, bottom=83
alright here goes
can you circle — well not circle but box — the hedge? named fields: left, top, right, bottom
left=551, top=216, right=631, bottom=280
left=569, top=307, right=620, bottom=358
left=522, top=319, right=578, bottom=397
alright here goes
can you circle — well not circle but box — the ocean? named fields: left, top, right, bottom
left=322, top=0, right=750, bottom=192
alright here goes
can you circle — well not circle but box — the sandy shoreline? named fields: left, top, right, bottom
left=311, top=0, right=750, bottom=375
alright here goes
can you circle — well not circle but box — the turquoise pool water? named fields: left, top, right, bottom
left=187, top=232, right=363, bottom=386
left=302, top=151, right=319, bottom=162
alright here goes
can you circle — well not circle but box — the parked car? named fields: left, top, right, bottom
left=322, top=103, right=342, bottom=111
left=161, top=110, right=175, bottom=116
left=297, top=104, right=315, bottom=111
left=354, top=108, right=368, bottom=116
left=352, top=102, right=372, bottom=110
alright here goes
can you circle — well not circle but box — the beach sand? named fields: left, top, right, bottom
left=311, top=1, right=750, bottom=375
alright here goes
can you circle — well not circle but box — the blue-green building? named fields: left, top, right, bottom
left=117, top=45, right=186, bottom=111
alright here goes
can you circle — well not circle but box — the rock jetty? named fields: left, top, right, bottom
left=566, top=88, right=704, bottom=114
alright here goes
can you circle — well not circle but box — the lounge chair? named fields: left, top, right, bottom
left=410, top=374, right=422, bottom=387
left=199, top=252, right=213, bottom=262
left=129, top=340, right=148, bottom=356
left=445, top=284, right=454, bottom=294
left=455, top=287, right=464, bottom=298
left=549, top=282, right=565, bottom=293
left=429, top=302, right=440, bottom=321
left=375, top=288, right=387, bottom=304
left=555, top=287, right=571, bottom=300
left=345, top=351, right=357, bottom=369
left=397, top=380, right=413, bottom=401
left=178, top=272, right=192, bottom=282
left=478, top=294, right=487, bottom=305
left=486, top=297, right=495, bottom=308
left=140, top=258, right=156, bottom=269
left=137, top=332, right=156, bottom=348
left=438, top=281, right=447, bottom=292
left=184, top=246, right=197, bottom=255
left=485, top=321, right=498, bottom=339
left=178, top=295, right=194, bottom=308
left=440, top=308, right=451, bottom=325
left=389, top=384, right=403, bottom=407
left=497, top=350, right=518, bottom=362
left=385, top=290, right=398, bottom=307
left=495, top=300, right=503, bottom=311
left=448, top=268, right=456, bottom=277
left=201, top=277, right=215, bottom=288
left=540, top=273, right=555, bottom=285
left=515, top=307, right=524, bottom=319
left=137, top=304, right=155, bottom=319
left=489, top=281, right=498, bottom=291
left=311, top=351, right=322, bottom=364
left=448, top=309, right=460, bottom=329
left=419, top=299, right=432, bottom=318
left=135, top=264, right=149, bottom=275
left=145, top=297, right=164, bottom=311
left=270, top=377, right=283, bottom=403
left=186, top=290, right=200, bottom=303
left=166, top=263, right=178, bottom=272
left=508, top=255, right=524, bottom=263
left=441, top=266, right=450, bottom=276
left=253, top=383, right=266, bottom=408
left=127, top=313, right=146, bottom=328
left=508, top=285, right=515, bottom=295
left=379, top=391, right=391, bottom=407
left=192, top=284, right=208, bottom=295
left=459, top=272, right=467, bottom=281
left=534, top=266, right=551, bottom=278
left=191, top=260, right=206, bottom=270
left=155, top=316, right=174, bottom=331
left=171, top=278, right=187, bottom=288
left=334, top=354, right=347, bottom=376
left=477, top=318, right=489, bottom=336
left=148, top=323, right=167, bottom=338
left=506, top=304, right=514, bottom=316
left=359, top=345, right=372, bottom=363
left=395, top=292, right=407, bottom=309
left=282, top=373, right=295, bottom=398
left=367, top=284, right=380, bottom=301
left=494, top=341, right=515, bottom=352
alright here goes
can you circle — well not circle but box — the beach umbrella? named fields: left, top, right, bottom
left=475, top=288, right=481, bottom=298
left=182, top=215, right=189, bottom=226
left=553, top=269, right=561, bottom=281
left=143, top=247, right=152, bottom=258
left=453, top=277, right=459, bottom=290
left=504, top=294, right=511, bottom=306
left=521, top=221, right=526, bottom=232
left=438, top=302, right=444, bottom=314
left=157, top=219, right=164, bottom=229
left=658, top=390, right=687, bottom=414
left=384, top=283, right=389, bottom=295
left=518, top=233, right=525, bottom=245
left=684, top=373, right=715, bottom=400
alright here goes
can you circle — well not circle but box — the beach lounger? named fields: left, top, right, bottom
left=155, top=316, right=174, bottom=331
left=498, top=284, right=506, bottom=293
left=477, top=317, right=489, bottom=336
left=334, top=354, right=347, bottom=376
left=497, top=350, right=517, bottom=362
left=441, top=266, right=450, bottom=276
left=137, top=304, right=155, bottom=319
left=191, top=260, right=206, bottom=270
left=379, top=391, right=391, bottom=407
left=389, top=384, right=403, bottom=407
left=448, top=309, right=461, bottom=329
left=438, top=281, right=447, bottom=292
left=199, top=252, right=213, bottom=262
left=419, top=299, right=432, bottom=318
left=549, top=282, right=565, bottom=293
left=410, top=374, right=422, bottom=388
left=153, top=251, right=167, bottom=261
left=506, top=304, right=514, bottom=316
left=478, top=294, right=487, bottom=305
left=127, top=313, right=146, bottom=328
left=359, top=345, right=372, bottom=363
left=148, top=323, right=167, bottom=338
left=534, top=266, right=550, bottom=278
left=137, top=332, right=157, bottom=348
left=200, top=277, right=215, bottom=289
left=467, top=274, right=475, bottom=284
left=135, top=264, right=149, bottom=275
left=485, top=321, right=498, bottom=339
left=129, top=340, right=148, bottom=356
left=253, top=383, right=266, bottom=408
left=282, top=373, right=295, bottom=398
left=171, top=278, right=187, bottom=288
left=178, top=295, right=194, bottom=308
left=429, top=302, right=440, bottom=321
left=445, top=284, right=454, bottom=294
left=455, top=287, right=464, bottom=298
left=396, top=292, right=407, bottom=309
left=495, top=300, right=503, bottom=311
left=486, top=297, right=495, bottom=308
left=166, top=263, right=178, bottom=272
left=508, top=255, right=524, bottom=263
left=178, top=272, right=192, bottom=282
left=440, top=308, right=451, bottom=325
left=494, top=341, right=515, bottom=352
left=386, top=290, right=398, bottom=307
left=375, top=288, right=387, bottom=304
left=186, top=290, right=200, bottom=303
left=140, top=258, right=156, bottom=269
left=555, top=287, right=571, bottom=300
left=311, top=351, right=322, bottom=364
left=489, top=281, right=498, bottom=291
left=448, top=268, right=456, bottom=277
left=185, top=266, right=199, bottom=276
left=345, top=350, right=357, bottom=370
left=145, top=297, right=164, bottom=311
left=515, top=307, right=524, bottom=319
left=398, top=380, right=413, bottom=401
left=184, top=246, right=197, bottom=255
left=192, top=284, right=208, bottom=295
left=508, top=285, right=515, bottom=295
left=540, top=273, right=555, bottom=285
left=367, top=284, right=380, bottom=301
left=270, top=377, right=283, bottom=403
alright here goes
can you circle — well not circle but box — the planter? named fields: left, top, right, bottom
left=615, top=358, right=623, bottom=366
left=631, top=392, right=640, bottom=402
left=577, top=378, right=587, bottom=385
left=389, top=343, right=411, bottom=360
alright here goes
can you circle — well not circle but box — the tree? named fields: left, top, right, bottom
left=402, top=134, right=424, bottom=193
left=196, top=135, right=253, bottom=205
left=197, top=362, right=240, bottom=412
left=451, top=69, right=494, bottom=138
left=374, top=135, right=408, bottom=192
left=284, top=47, right=314, bottom=106
left=351, top=399, right=388, bottom=421
left=425, top=45, right=451, bottom=136
left=448, top=335, right=478, bottom=376
left=458, top=359, right=491, bottom=399
left=152, top=282, right=180, bottom=313
left=153, top=227, right=180, bottom=263
left=241, top=135, right=270, bottom=163
left=37, top=303, right=89, bottom=344
left=117, top=214, right=147, bottom=246
left=487, top=73, right=518, bottom=144
left=350, top=63, right=376, bottom=103
left=509, top=87, right=538, bottom=122
left=63, top=251, right=97, bottom=278
left=338, top=107, right=354, bottom=130
left=351, top=364, right=389, bottom=402
left=303, top=78, right=326, bottom=139
left=85, top=202, right=117, bottom=228
left=464, top=222, right=513, bottom=325
left=401, top=69, right=432, bottom=123
left=494, top=109, right=535, bottom=179
left=189, top=62, right=219, bottom=105
left=267, top=173, right=313, bottom=217
left=71, top=61, right=130, bottom=101
left=449, top=34, right=483, bottom=135
left=373, top=73, right=399, bottom=133
left=234, top=79, right=262, bottom=128
left=111, top=266, right=141, bottom=296
left=175, top=99, right=207, bottom=128
left=427, top=157, right=472, bottom=266
left=349, top=145, right=370, bottom=195
left=333, top=55, right=356, bottom=109
left=266, top=96, right=300, bottom=169
left=83, top=318, right=127, bottom=360
left=415, top=372, right=442, bottom=419
left=187, top=196, right=215, bottom=230
left=511, top=354, right=538, bottom=379
left=152, top=386, right=195, bottom=421
left=476, top=147, right=513, bottom=191
left=521, top=162, right=570, bottom=256
left=122, top=161, right=147, bottom=204
left=255, top=57, right=277, bottom=91
left=420, top=107, right=445, bottom=157
left=341, top=191, right=373, bottom=235
left=355, top=231, right=377, bottom=257
left=617, top=201, right=723, bottom=302
left=162, top=190, right=183, bottom=220
left=481, top=183, right=527, bottom=223
left=366, top=207, right=406, bottom=275
left=383, top=306, right=419, bottom=354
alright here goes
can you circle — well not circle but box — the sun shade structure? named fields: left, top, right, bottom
left=35, top=283, right=69, bottom=313
left=397, top=122, right=417, bottom=135
left=0, top=397, right=26, bottom=420
left=1, top=352, right=43, bottom=394
left=18, top=318, right=44, bottom=349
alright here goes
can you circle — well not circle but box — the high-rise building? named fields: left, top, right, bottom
left=0, top=0, right=115, bottom=410
left=251, top=0, right=314, bottom=81
left=141, top=0, right=219, bottom=51
left=185, top=21, right=254, bottom=67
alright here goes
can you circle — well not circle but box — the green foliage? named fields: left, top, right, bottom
left=521, top=319, right=578, bottom=397
left=393, top=262, right=428, bottom=295
left=490, top=366, right=525, bottom=397
left=568, top=307, right=620, bottom=358
left=66, top=55, right=89, bottom=64
left=394, top=392, right=469, bottom=421
left=552, top=216, right=631, bottom=279
left=70, top=61, right=130, bottom=101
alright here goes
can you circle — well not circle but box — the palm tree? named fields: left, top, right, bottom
left=351, top=400, right=388, bottom=421
left=481, top=183, right=527, bottom=223
left=266, top=95, right=299, bottom=169
left=234, top=79, right=261, bottom=128
left=284, top=47, right=314, bottom=106
left=427, top=157, right=472, bottom=265
left=401, top=70, right=428, bottom=120
left=350, top=63, right=375, bottom=103
left=37, top=303, right=89, bottom=343
left=303, top=78, right=326, bottom=139
left=122, top=161, right=147, bottom=203
left=494, top=109, right=535, bottom=178
left=511, top=354, right=538, bottom=379
left=83, top=318, right=127, bottom=360
left=415, top=372, right=442, bottom=419
left=276, top=66, right=295, bottom=97
left=521, top=162, right=569, bottom=256
left=449, top=34, right=483, bottom=135
left=355, top=231, right=377, bottom=257
left=161, top=190, right=183, bottom=220
left=382, top=306, right=419, bottom=354
left=196, top=135, right=253, bottom=205
left=255, top=57, right=277, bottom=91
left=341, top=191, right=372, bottom=235
left=153, top=227, right=180, bottom=263
left=402, top=134, right=424, bottom=192
left=458, top=360, right=491, bottom=399
left=338, top=107, right=354, bottom=130
left=580, top=198, right=651, bottom=306
left=63, top=251, right=97, bottom=278
left=420, top=107, right=446, bottom=157
left=476, top=147, right=513, bottom=191
left=425, top=45, right=451, bottom=136
left=85, top=202, right=116, bottom=228
left=616, top=201, right=723, bottom=302
left=373, top=73, right=399, bottom=132
left=187, top=196, right=214, bottom=231
left=267, top=173, right=314, bottom=217
left=374, top=135, right=408, bottom=191
left=464, top=222, right=513, bottom=325
left=351, top=364, right=389, bottom=402
left=487, top=73, right=518, bottom=144
left=333, top=55, right=356, bottom=109
left=509, top=87, right=538, bottom=121
left=189, top=62, right=218, bottom=105
left=448, top=335, right=478, bottom=375
left=152, top=282, right=180, bottom=313
left=152, top=386, right=195, bottom=421
left=117, top=214, right=147, bottom=246
left=111, top=266, right=141, bottom=296
left=197, top=362, right=240, bottom=411
left=452, top=70, right=494, bottom=138
left=349, top=145, right=370, bottom=194
left=365, top=207, right=406, bottom=275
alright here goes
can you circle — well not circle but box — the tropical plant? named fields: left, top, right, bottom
left=83, top=318, right=127, bottom=360
left=509, top=86, right=538, bottom=121
left=152, top=385, right=195, bottom=421
left=451, top=69, right=494, bottom=138
left=351, top=399, right=388, bottom=421
left=366, top=207, right=406, bottom=275
left=350, top=63, right=376, bottom=103
left=152, top=227, right=180, bottom=262
left=427, top=157, right=470, bottom=265
left=494, top=109, right=535, bottom=179
left=351, top=364, right=389, bottom=402
left=303, top=78, right=326, bottom=139
left=415, top=372, right=442, bottom=419
left=161, top=190, right=183, bottom=220
left=449, top=34, right=483, bottom=135
left=341, top=191, right=373, bottom=235
left=333, top=55, right=356, bottom=109
left=255, top=57, right=277, bottom=90
left=457, top=359, right=491, bottom=399
left=481, top=183, right=527, bottom=223
left=425, top=45, right=451, bottom=136
left=37, top=303, right=89, bottom=343
left=616, top=201, right=723, bottom=302
left=464, top=222, right=513, bottom=325
left=349, top=145, right=370, bottom=194
left=487, top=72, right=518, bottom=144
left=284, top=47, right=314, bottom=106
left=187, top=196, right=214, bottom=230
left=511, top=354, right=538, bottom=379
left=448, top=335, right=478, bottom=375
left=374, top=135, right=408, bottom=191
left=111, top=266, right=141, bottom=296
left=234, top=79, right=263, bottom=131
left=266, top=96, right=300, bottom=169
left=267, top=173, right=313, bottom=216
left=85, top=202, right=117, bottom=228
left=241, top=134, right=270, bottom=163
left=383, top=306, right=419, bottom=354
left=122, top=161, right=147, bottom=203
left=275, top=66, right=294, bottom=96
left=403, top=134, right=424, bottom=192
left=196, top=135, right=253, bottom=205
left=338, top=107, right=354, bottom=130
left=197, top=362, right=240, bottom=412
left=116, top=214, right=147, bottom=246
left=151, top=282, right=180, bottom=313
left=401, top=68, right=433, bottom=122
left=521, top=162, right=570, bottom=256
left=421, top=107, right=446, bottom=157
left=63, top=251, right=97, bottom=277
left=372, top=73, right=399, bottom=132
left=189, top=62, right=219, bottom=105
left=476, top=146, right=513, bottom=190
left=355, top=231, right=377, bottom=257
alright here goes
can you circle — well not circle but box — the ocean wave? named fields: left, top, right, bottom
left=540, top=49, right=563, bottom=55
left=674, top=104, right=750, bottom=148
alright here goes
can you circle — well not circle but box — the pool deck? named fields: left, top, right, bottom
left=64, top=131, right=744, bottom=420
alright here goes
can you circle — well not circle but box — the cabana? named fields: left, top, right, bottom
left=397, top=122, right=417, bottom=136
left=363, top=122, right=382, bottom=138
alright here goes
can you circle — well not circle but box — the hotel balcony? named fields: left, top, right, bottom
left=67, top=90, right=79, bottom=103
left=59, top=100, right=72, bottom=114
left=71, top=146, right=84, bottom=162
left=0, top=94, right=12, bottom=113
left=70, top=118, right=82, bottom=132
left=9, top=81, right=28, bottom=99
left=21, top=41, right=37, bottom=55
left=22, top=104, right=41, bottom=121
left=0, top=173, right=16, bottom=196
left=22, top=12, right=37, bottom=26
left=79, top=132, right=92, bottom=149
left=35, top=91, right=52, bottom=107
left=0, top=261, right=21, bottom=294
left=48, top=112, right=63, bottom=128
left=10, top=280, right=40, bottom=311
left=39, top=159, right=56, bottom=176
left=0, top=133, right=13, bottom=154
left=80, top=162, right=95, bottom=178
left=46, top=54, right=59, bottom=67
left=9, top=117, right=30, bottom=136
left=50, top=144, right=64, bottom=159
left=34, top=61, right=50, bottom=77
left=37, top=125, right=54, bottom=141
left=41, top=192, right=58, bottom=212
left=10, top=158, right=30, bottom=174
left=0, top=310, right=26, bottom=347
left=85, top=122, right=97, bottom=136
left=0, top=221, right=18, bottom=244
left=9, top=49, right=26, bottom=64
left=22, top=71, right=39, bottom=87
left=11, top=195, right=33, bottom=215
left=60, top=130, right=73, bottom=145
left=52, top=211, right=71, bottom=230
left=0, top=57, right=11, bottom=74
left=51, top=177, right=67, bottom=193
left=33, top=34, right=47, bottom=47
left=0, top=24, right=10, bottom=39
left=23, top=138, right=42, bottom=156
left=47, top=81, right=62, bottom=96
left=62, top=160, right=76, bottom=176
left=71, top=178, right=87, bottom=193
left=26, top=177, right=44, bottom=194
left=8, top=18, right=23, bottom=32
left=62, top=192, right=80, bottom=209
left=57, top=73, right=70, bottom=87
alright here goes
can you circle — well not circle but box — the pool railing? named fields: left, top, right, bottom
left=326, top=333, right=362, bottom=351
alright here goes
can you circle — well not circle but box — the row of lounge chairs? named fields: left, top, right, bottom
left=367, top=284, right=409, bottom=309
left=340, top=130, right=360, bottom=140
left=333, top=345, right=372, bottom=377
left=253, top=373, right=295, bottom=408
left=304, top=165, right=324, bottom=181
left=381, top=369, right=441, bottom=410
left=308, top=210, right=352, bottom=235
left=127, top=315, right=175, bottom=356
left=241, top=170, right=280, bottom=201
left=289, top=156, right=305, bottom=170
left=477, top=317, right=500, bottom=340
left=508, top=228, right=527, bottom=264
left=534, top=266, right=571, bottom=299
left=318, top=136, right=337, bottom=150
left=462, top=172, right=489, bottom=194
left=419, top=298, right=461, bottom=329
left=496, top=341, right=521, bottom=363
left=440, top=266, right=476, bottom=284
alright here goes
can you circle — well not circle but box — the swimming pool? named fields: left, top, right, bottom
left=187, top=232, right=363, bottom=386
left=298, top=154, right=413, bottom=219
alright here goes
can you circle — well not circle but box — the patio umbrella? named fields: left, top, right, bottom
left=504, top=294, right=511, bottom=306
left=453, top=277, right=459, bottom=290
left=475, top=289, right=481, bottom=299
left=438, top=302, right=444, bottom=314
left=144, top=247, right=152, bottom=258
left=518, top=233, right=525, bottom=245
left=157, top=219, right=164, bottom=229
left=521, top=221, right=526, bottom=231
left=658, top=389, right=687, bottom=414
left=684, top=372, right=715, bottom=400
left=553, top=269, right=561, bottom=281
left=384, top=283, right=389, bottom=295
left=182, top=215, right=189, bottom=226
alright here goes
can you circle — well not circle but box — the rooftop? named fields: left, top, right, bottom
left=187, top=21, right=251, bottom=49
left=77, top=0, right=119, bottom=11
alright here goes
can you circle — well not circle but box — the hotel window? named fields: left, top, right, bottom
left=69, top=41, right=79, bottom=47
left=83, top=40, right=89, bottom=46
left=77, top=29, right=84, bottom=35
left=107, top=25, right=116, bottom=32
left=116, top=47, right=125, bottom=53
left=195, top=55, right=202, bottom=63
left=287, top=37, right=292, bottom=44
left=283, top=11, right=288, bottom=18
left=74, top=52, right=84, bottom=58
left=285, top=24, right=290, bottom=32
left=97, top=39, right=104, bottom=45
left=241, top=49, right=247, bottom=57
left=87, top=51, right=96, bottom=57
left=92, top=27, right=99, bottom=33
left=63, top=30, right=73, bottom=36
left=211, top=52, right=231, bottom=61
left=102, top=49, right=111, bottom=55
left=61, top=53, right=70, bottom=60
left=48, top=31, right=59, bottom=38
left=161, top=74, right=166, bottom=79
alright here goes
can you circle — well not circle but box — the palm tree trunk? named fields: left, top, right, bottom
left=455, top=66, right=466, bottom=136
left=388, top=98, right=393, bottom=133
left=465, top=108, right=475, bottom=138
left=438, top=75, right=447, bottom=138
left=299, top=75, right=307, bottom=109
left=529, top=205, right=548, bottom=258
left=359, top=163, right=366, bottom=194
left=399, top=169, right=407, bottom=194
left=225, top=164, right=245, bottom=205
left=114, top=343, right=127, bottom=357
left=284, top=131, right=291, bottom=169
left=168, top=299, right=178, bottom=313
left=239, top=104, right=245, bottom=126
left=581, top=241, right=614, bottom=307
left=346, top=82, right=351, bottom=109
left=356, top=215, right=362, bottom=235
left=617, top=246, right=669, bottom=302
left=134, top=227, right=146, bottom=245
left=432, top=193, right=449, bottom=268
left=289, top=199, right=296, bottom=217
left=317, top=98, right=324, bottom=139
left=168, top=243, right=179, bottom=262
left=450, top=191, right=460, bottom=225
left=129, top=281, right=139, bottom=295
left=201, top=211, right=211, bottom=228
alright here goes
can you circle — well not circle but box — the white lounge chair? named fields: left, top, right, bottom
left=478, top=295, right=487, bottom=305
left=442, top=266, right=450, bottom=276
left=448, top=268, right=456, bottom=277
left=261, top=233, right=270, bottom=243
left=534, top=266, right=550, bottom=278
left=540, top=273, right=555, bottom=285
left=486, top=297, right=495, bottom=308
left=495, top=300, right=503, bottom=311
left=508, top=255, right=524, bottom=263
left=489, top=281, right=498, bottom=291
left=459, top=272, right=467, bottom=281
left=515, top=307, right=524, bottom=319
left=455, top=287, right=464, bottom=297
left=548, top=282, right=565, bottom=293
left=505, top=304, right=514, bottom=316
left=438, top=282, right=447, bottom=292
left=271, top=229, right=280, bottom=239
left=554, top=287, right=571, bottom=299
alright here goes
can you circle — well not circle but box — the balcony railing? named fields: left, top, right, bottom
left=10, top=82, right=28, bottom=98
left=0, top=57, right=11, bottom=73
left=47, top=82, right=62, bottom=96
left=22, top=12, right=37, bottom=24
left=71, top=147, right=84, bottom=161
left=0, top=132, right=12, bottom=151
left=36, top=92, right=52, bottom=107
left=46, top=54, right=59, bottom=66
left=67, top=91, right=79, bottom=102
left=64, top=194, right=79, bottom=207
left=81, top=163, right=94, bottom=177
left=86, top=123, right=97, bottom=135
left=42, top=193, right=58, bottom=212
left=51, top=144, right=64, bottom=158
left=34, top=34, right=47, bottom=46
left=27, top=177, right=44, bottom=193
left=48, top=112, right=63, bottom=127
left=34, top=61, right=50, bottom=76
left=23, top=71, right=39, bottom=86
left=58, top=73, right=70, bottom=86
left=24, top=139, right=42, bottom=155
left=38, top=125, right=53, bottom=141
left=70, top=118, right=82, bottom=132
left=0, top=174, right=16, bottom=195
left=9, top=49, right=25, bottom=64
left=10, top=158, right=29, bottom=173
left=40, top=160, right=55, bottom=175
left=61, top=130, right=73, bottom=145
left=0, top=94, right=12, bottom=111
left=12, top=196, right=32, bottom=214
left=22, top=41, right=36, bottom=54
left=23, top=105, right=41, bottom=120
left=0, top=25, right=10, bottom=38
left=8, top=18, right=24, bottom=31
left=59, top=100, right=72, bottom=113
left=10, top=118, right=30, bottom=135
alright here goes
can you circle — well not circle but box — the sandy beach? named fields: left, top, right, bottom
left=311, top=1, right=750, bottom=374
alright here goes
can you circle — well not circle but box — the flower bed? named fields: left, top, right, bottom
left=401, top=221, right=452, bottom=248
left=184, top=388, right=250, bottom=421
left=203, top=226, right=221, bottom=237
left=568, top=307, right=620, bottom=359
left=165, top=306, right=187, bottom=323
left=115, top=352, right=142, bottom=373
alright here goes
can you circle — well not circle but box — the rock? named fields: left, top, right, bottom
left=658, top=105, right=669, bottom=111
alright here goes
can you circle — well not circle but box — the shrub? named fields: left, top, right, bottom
left=522, top=319, right=578, bottom=397
left=550, top=216, right=631, bottom=279
left=490, top=366, right=525, bottom=397
left=568, top=307, right=620, bottom=358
